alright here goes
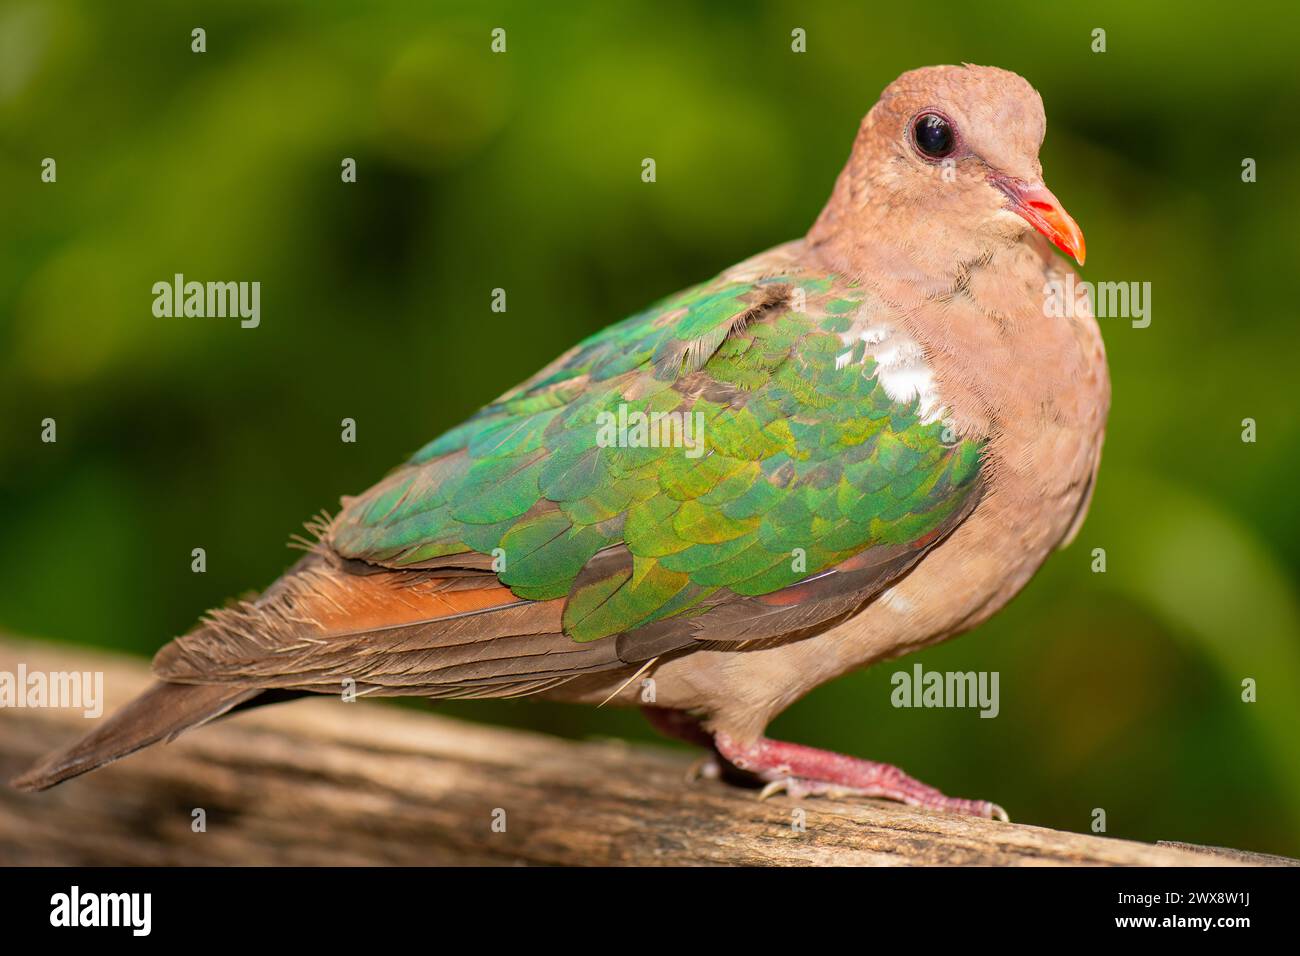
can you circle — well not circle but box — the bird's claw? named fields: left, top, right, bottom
left=684, top=753, right=722, bottom=784
left=985, top=802, right=1011, bottom=823
left=754, top=774, right=1010, bottom=821
left=757, top=778, right=788, bottom=801
left=757, top=777, right=856, bottom=801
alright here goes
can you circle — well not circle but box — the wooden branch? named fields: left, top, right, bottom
left=0, top=637, right=1292, bottom=866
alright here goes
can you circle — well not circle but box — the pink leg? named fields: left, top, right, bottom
left=714, top=732, right=1008, bottom=821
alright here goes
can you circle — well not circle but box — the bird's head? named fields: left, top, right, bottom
left=810, top=64, right=1085, bottom=272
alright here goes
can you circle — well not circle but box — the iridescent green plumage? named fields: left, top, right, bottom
left=331, top=268, right=983, bottom=644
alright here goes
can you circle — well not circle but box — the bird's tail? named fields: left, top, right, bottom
left=10, top=681, right=261, bottom=792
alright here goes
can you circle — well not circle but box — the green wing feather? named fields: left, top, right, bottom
left=330, top=268, right=983, bottom=643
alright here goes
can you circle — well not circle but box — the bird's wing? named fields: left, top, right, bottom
left=155, top=260, right=984, bottom=696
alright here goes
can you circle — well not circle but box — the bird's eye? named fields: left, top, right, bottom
left=912, top=113, right=955, bottom=159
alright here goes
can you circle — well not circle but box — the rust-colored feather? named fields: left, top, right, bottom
left=152, top=553, right=629, bottom=695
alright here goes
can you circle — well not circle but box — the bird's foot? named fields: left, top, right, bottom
left=714, top=733, right=1008, bottom=821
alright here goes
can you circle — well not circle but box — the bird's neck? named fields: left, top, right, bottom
left=803, top=206, right=1108, bottom=453
left=806, top=181, right=1017, bottom=293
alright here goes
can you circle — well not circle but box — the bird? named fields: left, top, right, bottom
left=14, top=63, right=1109, bottom=819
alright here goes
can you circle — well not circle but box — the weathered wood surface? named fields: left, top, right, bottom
left=0, top=638, right=1291, bottom=866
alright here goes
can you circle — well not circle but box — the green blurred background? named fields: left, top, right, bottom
left=2, top=0, right=1299, bottom=857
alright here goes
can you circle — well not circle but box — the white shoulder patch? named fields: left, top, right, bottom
left=836, top=309, right=949, bottom=427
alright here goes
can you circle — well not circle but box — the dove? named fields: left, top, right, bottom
left=14, top=64, right=1108, bottom=819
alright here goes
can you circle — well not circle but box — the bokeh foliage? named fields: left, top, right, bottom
left=1, top=0, right=1298, bottom=855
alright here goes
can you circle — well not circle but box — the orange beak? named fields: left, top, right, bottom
left=992, top=176, right=1086, bottom=266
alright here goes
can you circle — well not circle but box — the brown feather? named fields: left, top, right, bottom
left=10, top=681, right=262, bottom=791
